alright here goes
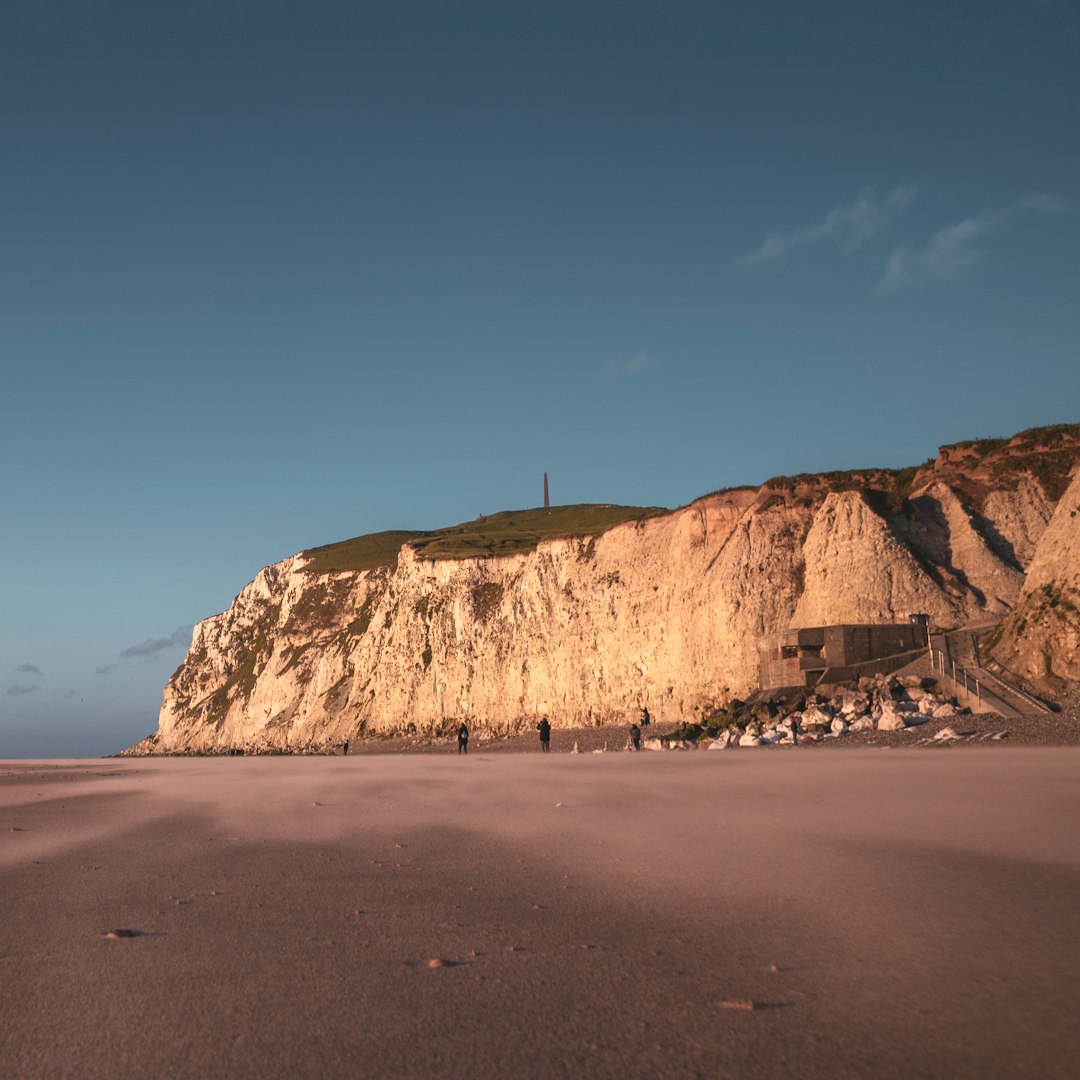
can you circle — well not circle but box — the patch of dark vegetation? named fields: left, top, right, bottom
left=470, top=581, right=504, bottom=622
left=688, top=485, right=758, bottom=503
left=989, top=448, right=1079, bottom=504
left=765, top=463, right=936, bottom=514
left=346, top=589, right=382, bottom=637
left=283, top=578, right=354, bottom=634
left=279, top=639, right=315, bottom=674
left=981, top=622, right=1005, bottom=653
left=414, top=594, right=445, bottom=621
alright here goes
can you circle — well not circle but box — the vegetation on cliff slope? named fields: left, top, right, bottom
left=302, top=505, right=669, bottom=574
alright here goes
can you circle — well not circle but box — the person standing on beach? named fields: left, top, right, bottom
left=640, top=706, right=650, bottom=727
left=457, top=723, right=469, bottom=755
left=537, top=716, right=551, bottom=753
left=630, top=723, right=641, bottom=750
left=343, top=740, right=350, bottom=756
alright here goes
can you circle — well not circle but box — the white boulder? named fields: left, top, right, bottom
left=802, top=706, right=833, bottom=727
left=877, top=703, right=907, bottom=731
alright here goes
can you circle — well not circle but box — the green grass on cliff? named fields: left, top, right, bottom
left=301, top=530, right=432, bottom=574
left=301, top=505, right=669, bottom=574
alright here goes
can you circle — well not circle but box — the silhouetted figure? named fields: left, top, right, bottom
left=640, top=707, right=650, bottom=727
left=537, top=716, right=551, bottom=753
left=343, top=740, right=350, bottom=756
left=630, top=723, right=641, bottom=750
left=458, top=723, right=469, bottom=755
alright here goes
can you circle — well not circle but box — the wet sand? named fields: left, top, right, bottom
left=2, top=751, right=1079, bottom=1079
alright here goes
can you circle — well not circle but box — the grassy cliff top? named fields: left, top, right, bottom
left=301, top=504, right=669, bottom=574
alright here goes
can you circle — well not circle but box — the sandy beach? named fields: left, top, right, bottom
left=3, top=751, right=1079, bottom=1079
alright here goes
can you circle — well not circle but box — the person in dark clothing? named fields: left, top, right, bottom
left=640, top=707, right=650, bottom=727
left=630, top=723, right=641, bottom=750
left=457, top=723, right=469, bottom=754
left=343, top=740, right=350, bottom=756
left=537, top=716, right=551, bottom=753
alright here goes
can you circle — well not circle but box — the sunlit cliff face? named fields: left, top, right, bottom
left=137, top=434, right=1078, bottom=753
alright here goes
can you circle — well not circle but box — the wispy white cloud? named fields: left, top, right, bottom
left=7, top=684, right=37, bottom=696
left=736, top=185, right=918, bottom=269
left=881, top=193, right=1069, bottom=290
left=15, top=663, right=42, bottom=676
left=601, top=352, right=656, bottom=377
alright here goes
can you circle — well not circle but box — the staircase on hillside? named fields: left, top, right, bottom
left=930, top=630, right=1053, bottom=718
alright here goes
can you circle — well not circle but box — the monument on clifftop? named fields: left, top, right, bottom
left=544, top=472, right=550, bottom=508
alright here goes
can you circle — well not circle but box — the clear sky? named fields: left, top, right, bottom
left=2, top=1, right=1078, bottom=757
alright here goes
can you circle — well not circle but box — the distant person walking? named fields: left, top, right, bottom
left=640, top=706, right=650, bottom=727
left=343, top=740, right=350, bottom=756
left=630, top=723, right=641, bottom=751
left=457, top=723, right=469, bottom=755
left=537, top=716, right=551, bottom=753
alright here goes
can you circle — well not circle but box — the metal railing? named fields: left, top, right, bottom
left=932, top=648, right=983, bottom=709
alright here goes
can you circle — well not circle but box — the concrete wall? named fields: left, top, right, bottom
left=758, top=622, right=929, bottom=688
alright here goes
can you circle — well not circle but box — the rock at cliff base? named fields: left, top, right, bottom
left=877, top=705, right=907, bottom=731
left=803, top=706, right=833, bottom=727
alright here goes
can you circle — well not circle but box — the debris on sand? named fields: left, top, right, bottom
left=104, top=929, right=141, bottom=939
left=427, top=958, right=447, bottom=969
left=722, top=999, right=757, bottom=1011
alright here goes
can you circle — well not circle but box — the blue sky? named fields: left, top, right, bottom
left=2, top=1, right=1078, bottom=756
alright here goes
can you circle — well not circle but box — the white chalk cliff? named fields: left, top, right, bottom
left=990, top=463, right=1080, bottom=686
left=137, top=425, right=1079, bottom=753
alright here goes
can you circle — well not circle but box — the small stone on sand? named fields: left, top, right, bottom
left=105, top=929, right=140, bottom=939
left=427, top=958, right=447, bottom=969
left=722, top=999, right=757, bottom=1011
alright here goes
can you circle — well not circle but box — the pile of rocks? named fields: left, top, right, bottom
left=706, top=674, right=968, bottom=749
